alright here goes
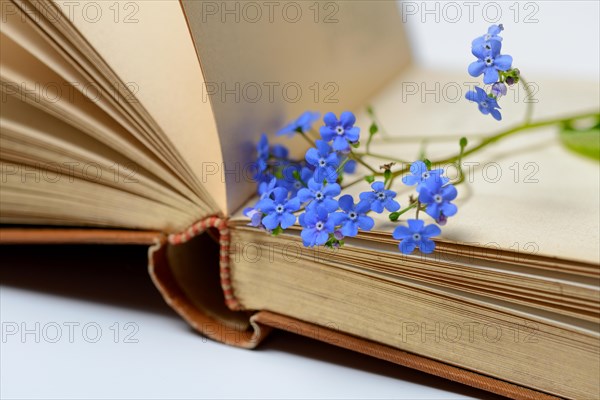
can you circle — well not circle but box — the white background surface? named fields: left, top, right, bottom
left=403, top=0, right=600, bottom=78
left=1, top=1, right=598, bottom=399
left=1, top=245, right=493, bottom=400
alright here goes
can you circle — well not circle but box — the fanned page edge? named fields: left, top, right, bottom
left=148, top=217, right=560, bottom=400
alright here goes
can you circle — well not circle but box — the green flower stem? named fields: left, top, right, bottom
left=340, top=175, right=366, bottom=190
left=354, top=151, right=408, bottom=164
left=396, top=201, right=419, bottom=217
left=299, top=132, right=317, bottom=147
left=336, top=156, right=351, bottom=174
left=519, top=76, right=534, bottom=125
left=349, top=153, right=378, bottom=174
left=386, top=111, right=599, bottom=179
left=385, top=175, right=395, bottom=190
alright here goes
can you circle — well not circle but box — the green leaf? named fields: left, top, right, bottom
left=559, top=126, right=600, bottom=161
left=365, top=175, right=375, bottom=183
left=369, top=122, right=378, bottom=136
left=366, top=105, right=374, bottom=116
left=271, top=226, right=283, bottom=236
left=351, top=141, right=360, bottom=148
left=423, top=158, right=432, bottom=169
left=389, top=212, right=400, bottom=221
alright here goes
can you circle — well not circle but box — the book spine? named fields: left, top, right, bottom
left=167, top=216, right=240, bottom=310
left=148, top=216, right=268, bottom=349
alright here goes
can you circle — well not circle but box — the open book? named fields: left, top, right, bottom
left=1, top=1, right=598, bottom=399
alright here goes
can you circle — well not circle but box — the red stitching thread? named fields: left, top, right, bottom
left=167, top=217, right=240, bottom=310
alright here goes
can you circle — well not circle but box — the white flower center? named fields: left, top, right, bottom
left=421, top=171, right=430, bottom=180
left=294, top=181, right=302, bottom=189
left=316, top=221, right=324, bottom=231
left=412, top=233, right=422, bottom=241
left=481, top=101, right=488, bottom=108
left=376, top=192, right=386, bottom=200
left=484, top=57, right=494, bottom=66
left=484, top=43, right=491, bottom=50
left=335, top=126, right=345, bottom=135
left=315, top=191, right=324, bottom=200
left=349, top=212, right=357, bottom=220
left=434, top=194, right=443, bottom=204
left=318, top=158, right=326, bottom=167
left=276, top=204, right=285, bottom=213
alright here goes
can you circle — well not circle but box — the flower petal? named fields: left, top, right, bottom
left=297, top=188, right=313, bottom=203
left=442, top=184, right=458, bottom=201
left=465, top=90, right=479, bottom=103
left=315, top=230, right=330, bottom=245
left=359, top=192, right=373, bottom=202
left=305, top=148, right=320, bottom=166
left=339, top=111, right=356, bottom=128
left=262, top=213, right=279, bottom=230
left=494, top=54, right=512, bottom=71
left=419, top=238, right=436, bottom=254
left=468, top=60, right=486, bottom=77
left=286, top=197, right=301, bottom=211
left=332, top=136, right=349, bottom=151
left=422, top=224, right=442, bottom=238
left=343, top=160, right=357, bottom=174
left=320, top=126, right=334, bottom=141
left=323, top=112, right=338, bottom=127
left=330, top=212, right=347, bottom=226
left=384, top=198, right=400, bottom=212
left=392, top=225, right=411, bottom=240
left=407, top=219, right=424, bottom=232
left=323, top=183, right=341, bottom=197
left=344, top=127, right=360, bottom=142
left=301, top=228, right=317, bottom=246
left=441, top=202, right=458, bottom=217
left=402, top=174, right=420, bottom=186
left=280, top=212, right=297, bottom=229
left=418, top=189, right=434, bottom=204
left=426, top=203, right=441, bottom=219
left=370, top=201, right=384, bottom=213
left=483, top=67, right=499, bottom=84
left=490, top=108, right=502, bottom=121
left=272, top=187, right=288, bottom=203
left=341, top=221, right=358, bottom=237
left=355, top=200, right=371, bottom=214
left=357, top=215, right=375, bottom=231
left=322, top=198, right=339, bottom=212
left=338, top=194, right=354, bottom=212
left=315, top=140, right=331, bottom=157
left=399, top=240, right=417, bottom=254
left=372, top=181, right=384, bottom=191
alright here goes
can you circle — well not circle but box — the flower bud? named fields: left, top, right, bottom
left=491, top=82, right=507, bottom=97
left=436, top=213, right=448, bottom=226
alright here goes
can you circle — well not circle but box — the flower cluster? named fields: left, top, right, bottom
left=246, top=111, right=377, bottom=248
left=466, top=24, right=520, bottom=121
left=245, top=111, right=460, bottom=255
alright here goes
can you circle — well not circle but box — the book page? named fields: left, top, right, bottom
left=231, top=67, right=600, bottom=264
left=181, top=0, right=410, bottom=214
left=355, top=67, right=600, bottom=264
left=50, top=0, right=226, bottom=213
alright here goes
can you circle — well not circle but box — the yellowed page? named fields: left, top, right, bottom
left=181, top=0, right=410, bottom=214
left=51, top=0, right=226, bottom=213
left=232, top=68, right=600, bottom=264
